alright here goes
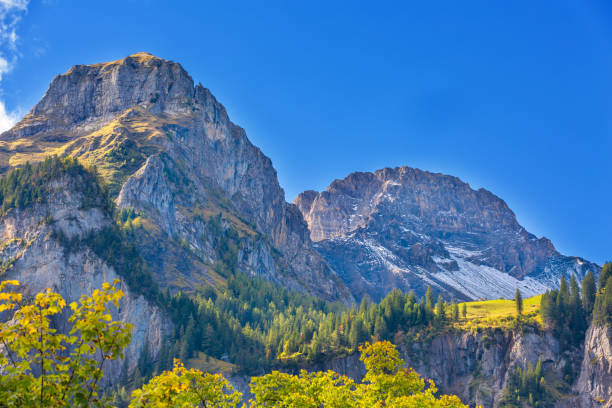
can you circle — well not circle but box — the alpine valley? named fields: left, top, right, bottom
left=0, top=53, right=610, bottom=407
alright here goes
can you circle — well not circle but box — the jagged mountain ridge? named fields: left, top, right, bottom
left=0, top=52, right=352, bottom=303
left=295, top=166, right=599, bottom=301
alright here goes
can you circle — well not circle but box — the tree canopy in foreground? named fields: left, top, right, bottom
left=0, top=280, right=471, bottom=407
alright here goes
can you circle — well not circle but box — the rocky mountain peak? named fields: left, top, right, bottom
left=0, top=52, right=352, bottom=304
left=3, top=52, right=201, bottom=141
left=296, top=166, right=598, bottom=301
left=296, top=166, right=522, bottom=243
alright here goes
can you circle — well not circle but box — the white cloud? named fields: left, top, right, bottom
left=0, top=0, right=28, bottom=49
left=0, top=0, right=28, bottom=8
left=0, top=0, right=29, bottom=132
left=0, top=99, right=17, bottom=132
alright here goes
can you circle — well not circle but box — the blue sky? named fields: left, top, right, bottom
left=0, top=0, right=610, bottom=264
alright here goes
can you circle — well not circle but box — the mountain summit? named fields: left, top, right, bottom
left=0, top=52, right=353, bottom=303
left=295, top=166, right=599, bottom=301
left=7, top=51, right=193, bottom=138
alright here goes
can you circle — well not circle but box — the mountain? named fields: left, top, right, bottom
left=0, top=53, right=609, bottom=407
left=0, top=52, right=351, bottom=304
left=295, top=167, right=600, bottom=301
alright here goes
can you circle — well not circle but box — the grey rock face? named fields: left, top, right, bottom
left=0, top=52, right=352, bottom=303
left=4, top=52, right=194, bottom=140
left=117, top=154, right=176, bottom=234
left=313, top=327, right=595, bottom=408
left=296, top=167, right=599, bottom=301
left=575, top=325, right=612, bottom=407
left=0, top=174, right=171, bottom=385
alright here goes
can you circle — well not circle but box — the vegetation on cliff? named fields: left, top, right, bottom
left=593, top=263, right=612, bottom=326
left=0, top=156, right=110, bottom=214
left=0, top=281, right=470, bottom=407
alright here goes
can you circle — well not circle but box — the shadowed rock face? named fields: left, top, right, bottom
left=575, top=325, right=612, bottom=407
left=0, top=52, right=353, bottom=304
left=295, top=167, right=599, bottom=301
left=0, top=171, right=171, bottom=386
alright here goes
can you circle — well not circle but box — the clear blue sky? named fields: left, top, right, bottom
left=0, top=1, right=610, bottom=264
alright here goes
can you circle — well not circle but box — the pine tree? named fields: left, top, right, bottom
left=360, top=295, right=371, bottom=313
left=179, top=336, right=190, bottom=362
left=559, top=276, right=569, bottom=305
left=540, top=290, right=556, bottom=327
left=582, top=271, right=596, bottom=316
left=451, top=303, right=459, bottom=321
left=594, top=275, right=612, bottom=325
left=183, top=317, right=198, bottom=358
left=425, top=286, right=435, bottom=319
left=462, top=303, right=467, bottom=319
left=515, top=288, right=523, bottom=319
left=156, top=342, right=169, bottom=374
left=374, top=315, right=388, bottom=340
left=598, top=262, right=612, bottom=290
left=570, top=275, right=580, bottom=306
left=348, top=319, right=364, bottom=348
left=435, top=294, right=446, bottom=322
left=534, top=357, right=543, bottom=384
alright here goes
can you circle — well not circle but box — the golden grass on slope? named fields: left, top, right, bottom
left=87, top=52, right=162, bottom=72
left=0, top=107, right=184, bottom=176
left=455, top=295, right=542, bottom=331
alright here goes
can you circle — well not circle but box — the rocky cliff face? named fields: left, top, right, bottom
left=575, top=325, right=612, bottom=407
left=295, top=167, right=599, bottom=301
left=308, top=325, right=610, bottom=408
left=0, top=169, right=171, bottom=385
left=0, top=52, right=351, bottom=303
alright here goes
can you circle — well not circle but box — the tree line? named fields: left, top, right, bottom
left=147, top=272, right=468, bottom=381
left=539, top=263, right=611, bottom=351
left=0, top=280, right=471, bottom=407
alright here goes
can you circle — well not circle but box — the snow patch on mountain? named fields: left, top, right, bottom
left=433, top=259, right=548, bottom=300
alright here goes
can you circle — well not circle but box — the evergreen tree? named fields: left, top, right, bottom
left=582, top=271, right=596, bottom=316
left=594, top=275, right=612, bottom=325
left=559, top=276, right=570, bottom=305
left=348, top=318, right=365, bottom=348
left=155, top=342, right=169, bottom=374
left=179, top=337, right=190, bottom=362
left=534, top=357, right=543, bottom=383
left=452, top=303, right=459, bottom=321
left=462, top=303, right=467, bottom=319
left=359, top=295, right=370, bottom=313
left=435, top=294, right=446, bottom=322
left=425, top=286, right=435, bottom=319
left=570, top=275, right=580, bottom=297
left=598, top=262, right=612, bottom=290
left=515, top=288, right=523, bottom=319
left=373, top=315, right=388, bottom=340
